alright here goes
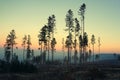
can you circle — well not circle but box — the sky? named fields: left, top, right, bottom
left=0, top=0, right=120, bottom=53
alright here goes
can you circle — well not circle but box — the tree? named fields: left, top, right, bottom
left=51, top=38, right=57, bottom=62
left=95, top=54, right=99, bottom=61
left=65, top=9, right=74, bottom=64
left=91, top=34, right=95, bottom=62
left=73, top=18, right=80, bottom=64
left=98, top=37, right=101, bottom=60
left=12, top=53, right=18, bottom=62
left=79, top=35, right=83, bottom=63
left=4, top=29, right=16, bottom=62
left=88, top=49, right=92, bottom=62
left=4, top=35, right=11, bottom=62
left=31, top=49, right=34, bottom=59
left=10, top=30, right=16, bottom=60
left=22, top=35, right=27, bottom=61
left=88, top=43, right=92, bottom=62
left=83, top=32, right=88, bottom=62
left=47, top=16, right=52, bottom=62
left=78, top=3, right=86, bottom=37
left=38, top=25, right=48, bottom=64
left=49, top=15, right=56, bottom=62
left=26, top=35, right=32, bottom=61
left=47, top=15, right=56, bottom=62
left=78, top=3, right=88, bottom=63
left=62, top=38, right=65, bottom=63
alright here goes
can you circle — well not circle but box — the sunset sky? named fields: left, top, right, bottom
left=0, top=0, right=120, bottom=53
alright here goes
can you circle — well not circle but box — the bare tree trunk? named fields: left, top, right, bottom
left=11, top=45, right=13, bottom=61
left=68, top=45, right=70, bottom=64
left=41, top=43, right=43, bottom=64
left=48, top=39, right=50, bottom=62
left=93, top=44, right=94, bottom=62
left=51, top=32, right=54, bottom=63
left=23, top=46, right=25, bottom=61
left=52, top=48, right=54, bottom=63
left=68, top=28, right=70, bottom=65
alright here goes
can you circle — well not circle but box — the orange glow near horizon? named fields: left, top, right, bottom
left=0, top=33, right=120, bottom=54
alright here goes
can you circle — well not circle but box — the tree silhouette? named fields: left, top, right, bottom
left=89, top=49, right=92, bottom=62
left=22, top=35, right=27, bottom=61
left=73, top=18, right=80, bottom=64
left=31, top=49, right=34, bottom=59
left=95, top=54, right=99, bottom=61
left=98, top=37, right=101, bottom=60
left=62, top=38, right=65, bottom=64
left=91, top=34, right=95, bottom=62
left=38, top=15, right=56, bottom=64
left=83, top=32, right=88, bottom=62
left=51, top=38, right=57, bottom=62
left=88, top=43, right=92, bottom=62
left=4, top=29, right=16, bottom=62
left=26, top=35, right=32, bottom=61
left=12, top=53, right=18, bottom=62
left=47, top=16, right=52, bottom=62
left=78, top=3, right=88, bottom=63
left=79, top=35, right=83, bottom=63
left=4, top=35, right=11, bottom=62
left=78, top=3, right=86, bottom=36
left=10, top=30, right=16, bottom=60
left=65, top=9, right=74, bottom=64
left=79, top=32, right=88, bottom=63
left=49, top=15, right=56, bottom=62
left=38, top=25, right=48, bottom=64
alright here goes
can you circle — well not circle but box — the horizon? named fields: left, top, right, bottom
left=0, top=47, right=119, bottom=61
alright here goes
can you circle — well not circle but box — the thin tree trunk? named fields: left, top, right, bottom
left=68, top=46, right=70, bottom=65
left=48, top=39, right=50, bottom=62
left=52, top=32, right=54, bottom=63
left=41, top=42, right=43, bottom=64
left=23, top=46, right=25, bottom=61
left=93, top=45, right=94, bottom=62
left=11, top=45, right=13, bottom=61
left=68, top=27, right=70, bottom=65
left=52, top=47, right=54, bottom=62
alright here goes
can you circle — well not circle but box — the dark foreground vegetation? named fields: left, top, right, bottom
left=0, top=59, right=120, bottom=80
left=0, top=60, right=37, bottom=73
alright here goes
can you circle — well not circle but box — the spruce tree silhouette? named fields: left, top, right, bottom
left=91, top=34, right=95, bottom=62
left=98, top=37, right=101, bottom=60
left=47, top=15, right=57, bottom=63
left=48, top=15, right=57, bottom=62
left=65, top=9, right=74, bottom=64
left=79, top=34, right=83, bottom=63
left=88, top=43, right=92, bottom=62
left=47, top=16, right=52, bottom=62
left=26, top=35, right=32, bottom=61
left=73, top=18, right=80, bottom=64
left=10, top=30, right=17, bottom=61
left=83, top=32, right=88, bottom=62
left=78, top=3, right=88, bottom=63
left=22, top=35, right=27, bottom=61
left=38, top=25, right=48, bottom=64
left=4, top=35, right=11, bottom=62
left=4, top=29, right=16, bottom=62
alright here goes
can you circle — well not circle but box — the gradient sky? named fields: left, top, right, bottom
left=0, top=0, right=120, bottom=53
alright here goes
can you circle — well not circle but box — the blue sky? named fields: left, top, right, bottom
left=0, top=0, right=120, bottom=53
